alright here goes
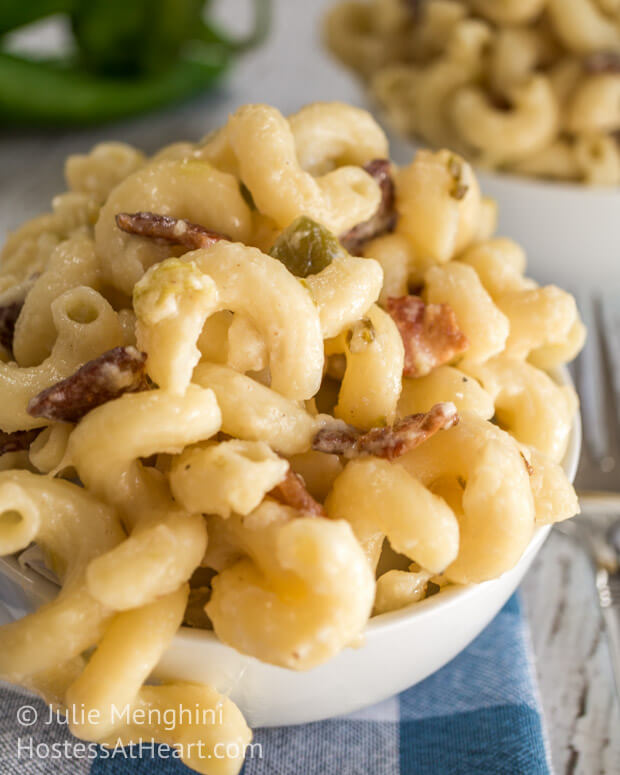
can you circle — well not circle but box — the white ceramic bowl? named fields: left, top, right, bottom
left=475, top=171, right=620, bottom=289
left=386, top=131, right=620, bottom=289
left=0, top=369, right=581, bottom=728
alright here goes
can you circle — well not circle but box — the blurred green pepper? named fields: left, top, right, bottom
left=70, top=0, right=206, bottom=76
left=270, top=216, right=342, bottom=278
left=0, top=50, right=230, bottom=125
left=0, top=0, right=270, bottom=126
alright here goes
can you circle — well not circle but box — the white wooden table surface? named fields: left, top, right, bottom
left=1, top=1, right=619, bottom=772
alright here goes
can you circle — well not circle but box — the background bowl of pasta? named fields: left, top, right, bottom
left=325, top=0, right=620, bottom=287
left=0, top=381, right=580, bottom=727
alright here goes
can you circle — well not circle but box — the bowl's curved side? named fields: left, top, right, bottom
left=479, top=172, right=620, bottom=288
left=154, top=525, right=550, bottom=727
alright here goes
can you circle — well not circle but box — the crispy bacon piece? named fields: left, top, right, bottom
left=387, top=295, right=468, bottom=377
left=313, top=402, right=459, bottom=461
left=27, top=346, right=147, bottom=423
left=269, top=469, right=326, bottom=516
left=0, top=300, right=23, bottom=353
left=339, top=159, right=397, bottom=255
left=115, top=212, right=227, bottom=251
left=0, top=427, right=42, bottom=456
left=584, top=51, right=620, bottom=74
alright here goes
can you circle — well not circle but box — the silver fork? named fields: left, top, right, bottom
left=559, top=291, right=620, bottom=697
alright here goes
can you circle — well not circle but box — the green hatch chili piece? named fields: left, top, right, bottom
left=70, top=0, right=207, bottom=77
left=0, top=0, right=270, bottom=126
left=269, top=216, right=342, bottom=278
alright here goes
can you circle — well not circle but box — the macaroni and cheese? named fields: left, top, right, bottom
left=0, top=102, right=583, bottom=774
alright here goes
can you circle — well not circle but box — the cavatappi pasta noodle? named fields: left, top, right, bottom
left=325, top=0, right=620, bottom=184
left=0, top=102, right=583, bottom=774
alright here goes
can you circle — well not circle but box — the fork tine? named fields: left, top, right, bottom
left=576, top=293, right=615, bottom=469
left=600, top=291, right=620, bottom=434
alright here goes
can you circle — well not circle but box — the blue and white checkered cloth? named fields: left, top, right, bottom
left=0, top=594, right=552, bottom=775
